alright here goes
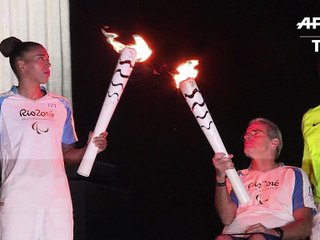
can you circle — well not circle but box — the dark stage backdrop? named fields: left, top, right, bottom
left=69, top=1, right=320, bottom=239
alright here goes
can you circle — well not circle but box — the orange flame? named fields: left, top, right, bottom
left=101, top=27, right=152, bottom=62
left=173, top=60, right=199, bottom=88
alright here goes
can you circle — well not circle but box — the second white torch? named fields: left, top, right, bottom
left=77, top=28, right=152, bottom=177
left=173, top=60, right=250, bottom=204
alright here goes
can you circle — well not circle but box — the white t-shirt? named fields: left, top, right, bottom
left=223, top=165, right=316, bottom=234
left=0, top=86, right=77, bottom=209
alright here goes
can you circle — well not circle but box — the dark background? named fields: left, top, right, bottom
left=68, top=0, right=320, bottom=239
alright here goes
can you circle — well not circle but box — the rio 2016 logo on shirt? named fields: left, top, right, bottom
left=19, top=108, right=54, bottom=118
left=248, top=180, right=280, bottom=189
left=32, top=122, right=49, bottom=134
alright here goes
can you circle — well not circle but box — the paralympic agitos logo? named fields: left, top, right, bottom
left=20, top=108, right=54, bottom=118
left=32, top=122, right=49, bottom=134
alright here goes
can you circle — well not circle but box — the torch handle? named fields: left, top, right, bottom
left=77, top=102, right=116, bottom=177
left=77, top=47, right=137, bottom=177
left=225, top=168, right=250, bottom=204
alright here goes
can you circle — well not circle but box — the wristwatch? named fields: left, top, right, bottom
left=273, top=227, right=284, bottom=239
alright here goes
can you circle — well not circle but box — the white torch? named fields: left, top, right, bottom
left=173, top=60, right=249, bottom=204
left=77, top=28, right=152, bottom=177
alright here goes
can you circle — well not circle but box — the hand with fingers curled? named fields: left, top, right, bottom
left=246, top=223, right=268, bottom=234
left=246, top=223, right=281, bottom=237
left=212, top=152, right=234, bottom=181
left=88, top=131, right=108, bottom=154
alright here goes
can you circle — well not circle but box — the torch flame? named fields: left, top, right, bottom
left=173, top=60, right=199, bottom=88
left=101, top=28, right=152, bottom=62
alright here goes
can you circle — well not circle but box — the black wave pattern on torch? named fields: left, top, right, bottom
left=191, top=101, right=205, bottom=111
left=113, top=58, right=134, bottom=79
left=196, top=110, right=209, bottom=119
left=200, top=121, right=213, bottom=130
left=106, top=81, right=123, bottom=101
left=197, top=109, right=213, bottom=130
left=106, top=59, right=133, bottom=100
left=114, top=69, right=130, bottom=79
left=184, top=88, right=199, bottom=99
left=184, top=88, right=214, bottom=130
left=119, top=59, right=134, bottom=68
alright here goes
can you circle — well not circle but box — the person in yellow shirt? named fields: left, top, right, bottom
left=302, top=105, right=320, bottom=239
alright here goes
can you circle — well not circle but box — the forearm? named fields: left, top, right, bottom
left=280, top=218, right=312, bottom=240
left=215, top=178, right=237, bottom=225
left=276, top=207, right=313, bottom=240
left=63, top=145, right=87, bottom=165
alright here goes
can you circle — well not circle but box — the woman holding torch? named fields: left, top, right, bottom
left=0, top=36, right=107, bottom=240
left=213, top=118, right=315, bottom=240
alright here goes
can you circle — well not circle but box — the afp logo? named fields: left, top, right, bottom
left=297, top=17, right=320, bottom=52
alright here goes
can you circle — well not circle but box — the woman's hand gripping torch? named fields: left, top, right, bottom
left=77, top=28, right=152, bottom=177
left=173, top=60, right=249, bottom=204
